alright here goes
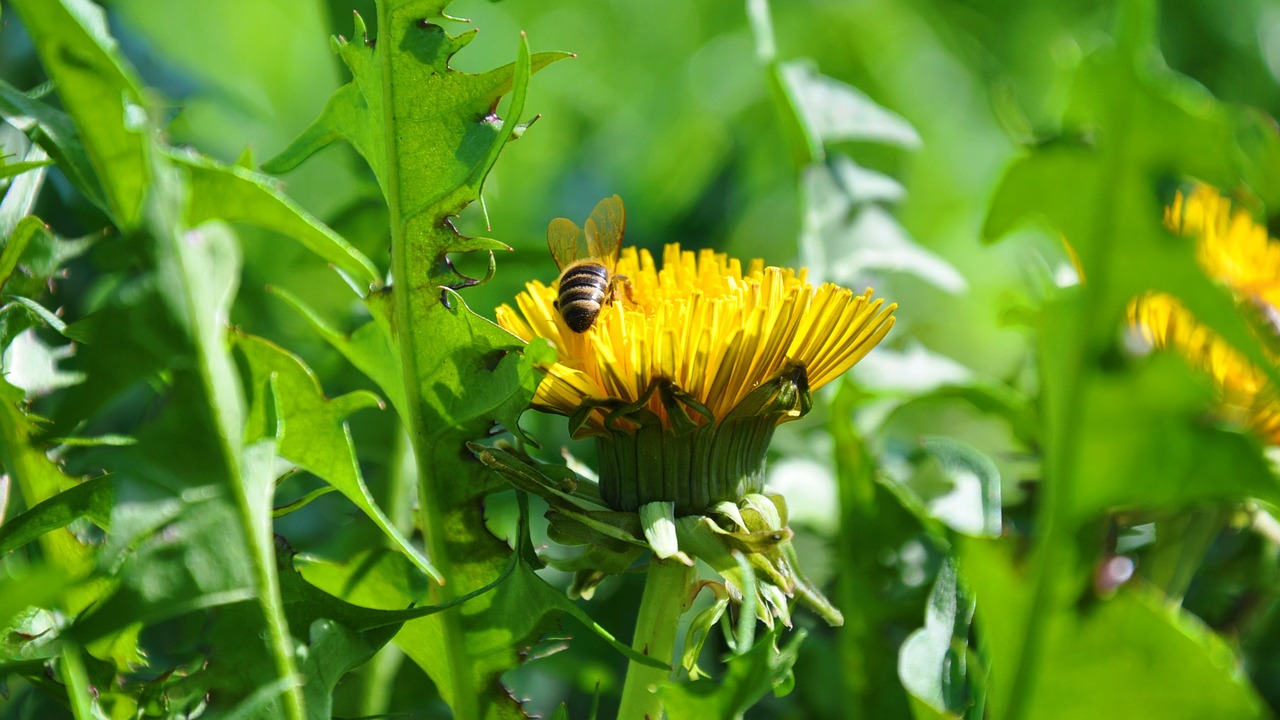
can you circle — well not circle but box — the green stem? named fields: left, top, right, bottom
left=60, top=644, right=93, bottom=720
left=618, top=559, right=694, bottom=720
left=357, top=428, right=414, bottom=717
left=1008, top=9, right=1143, bottom=714
left=831, top=383, right=909, bottom=717
left=377, top=2, right=476, bottom=717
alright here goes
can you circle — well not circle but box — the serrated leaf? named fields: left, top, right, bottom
left=801, top=158, right=965, bottom=292
left=263, top=17, right=568, bottom=227
left=231, top=330, right=439, bottom=581
left=271, top=12, right=570, bottom=714
left=779, top=61, right=921, bottom=151
left=12, top=0, right=310, bottom=712
left=269, top=286, right=408, bottom=419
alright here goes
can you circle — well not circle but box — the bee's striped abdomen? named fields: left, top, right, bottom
left=558, top=262, right=609, bottom=333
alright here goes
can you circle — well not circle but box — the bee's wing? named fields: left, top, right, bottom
left=547, top=217, right=583, bottom=271
left=584, top=195, right=625, bottom=269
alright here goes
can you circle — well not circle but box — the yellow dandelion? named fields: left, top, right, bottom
left=498, top=229, right=896, bottom=513
left=1129, top=185, right=1280, bottom=443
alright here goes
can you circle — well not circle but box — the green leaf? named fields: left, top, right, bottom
left=960, top=537, right=1266, bottom=719
left=9, top=295, right=69, bottom=337
left=268, top=286, right=408, bottom=418
left=1060, top=347, right=1280, bottom=519
left=0, top=474, right=113, bottom=555
left=0, top=81, right=106, bottom=213
left=296, top=618, right=400, bottom=720
left=9, top=0, right=152, bottom=229
left=977, top=8, right=1280, bottom=718
left=658, top=628, right=805, bottom=720
left=47, top=281, right=184, bottom=437
left=0, top=216, right=50, bottom=293
left=682, top=592, right=731, bottom=679
left=778, top=62, right=921, bottom=152
left=800, top=157, right=965, bottom=293
left=231, top=330, right=439, bottom=582
left=12, top=0, right=310, bottom=711
left=0, top=376, right=96, bottom=586
left=0, top=158, right=52, bottom=180
left=830, top=383, right=915, bottom=717
left=259, top=5, right=570, bottom=715
left=170, top=149, right=382, bottom=293
left=898, top=559, right=976, bottom=717
left=916, top=436, right=1002, bottom=538
left=0, top=567, right=74, bottom=638
left=296, top=498, right=664, bottom=709
left=264, top=14, right=569, bottom=227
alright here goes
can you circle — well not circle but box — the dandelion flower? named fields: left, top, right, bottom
left=498, top=241, right=896, bottom=513
left=1128, top=185, right=1280, bottom=443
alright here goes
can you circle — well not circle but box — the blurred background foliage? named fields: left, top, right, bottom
left=4, top=0, right=1280, bottom=717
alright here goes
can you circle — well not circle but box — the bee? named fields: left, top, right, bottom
left=548, top=194, right=632, bottom=333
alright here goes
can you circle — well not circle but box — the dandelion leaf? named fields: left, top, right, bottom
left=231, top=330, right=439, bottom=581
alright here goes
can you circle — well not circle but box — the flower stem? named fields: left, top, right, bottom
left=618, top=559, right=694, bottom=720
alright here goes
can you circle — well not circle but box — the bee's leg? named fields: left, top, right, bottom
left=613, top=274, right=636, bottom=304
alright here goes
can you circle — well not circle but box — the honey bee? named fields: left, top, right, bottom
left=548, top=195, right=632, bottom=333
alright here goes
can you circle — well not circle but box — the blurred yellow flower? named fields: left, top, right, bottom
left=497, top=243, right=897, bottom=434
left=1128, top=185, right=1280, bottom=443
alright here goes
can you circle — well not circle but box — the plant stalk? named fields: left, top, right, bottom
left=618, top=559, right=694, bottom=720
left=377, top=2, right=478, bottom=716
left=357, top=427, right=415, bottom=716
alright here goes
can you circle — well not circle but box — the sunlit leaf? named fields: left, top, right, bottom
left=172, top=150, right=382, bottom=292
left=231, top=330, right=438, bottom=581
left=9, top=0, right=151, bottom=229
left=0, top=376, right=95, bottom=584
